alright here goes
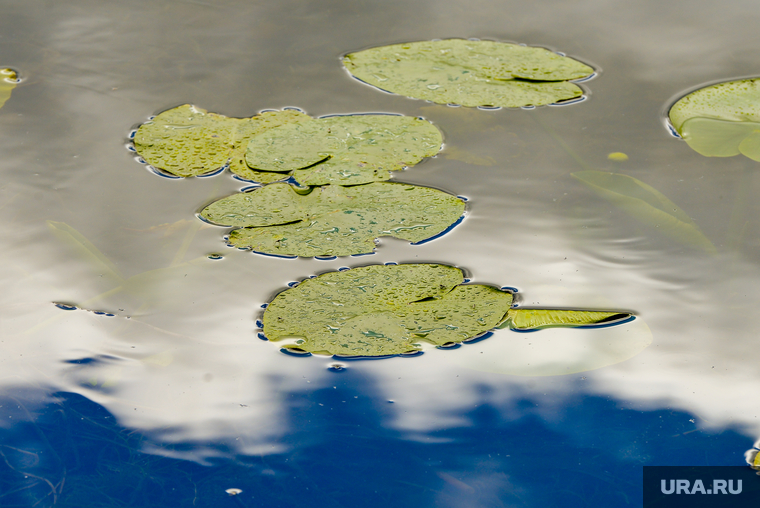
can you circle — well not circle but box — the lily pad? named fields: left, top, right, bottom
left=668, top=78, right=760, bottom=161
left=572, top=170, right=716, bottom=254
left=343, top=39, right=594, bottom=108
left=501, top=308, right=627, bottom=330
left=133, top=104, right=310, bottom=178
left=0, top=69, right=18, bottom=110
left=262, top=264, right=633, bottom=357
left=199, top=182, right=465, bottom=257
left=245, top=114, right=443, bottom=186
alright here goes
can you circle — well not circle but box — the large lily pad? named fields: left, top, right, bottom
left=343, top=39, right=594, bottom=108
left=668, top=78, right=760, bottom=161
left=133, top=104, right=310, bottom=179
left=200, top=182, right=465, bottom=257
left=245, top=114, right=443, bottom=186
left=0, top=69, right=17, bottom=110
left=262, top=264, right=633, bottom=357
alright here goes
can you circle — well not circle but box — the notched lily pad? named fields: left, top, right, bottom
left=343, top=39, right=594, bottom=108
left=669, top=78, right=760, bottom=162
left=245, top=114, right=443, bottom=186
left=262, top=264, right=633, bottom=357
left=133, top=104, right=310, bottom=178
left=200, top=182, right=465, bottom=257
left=0, top=69, right=18, bottom=110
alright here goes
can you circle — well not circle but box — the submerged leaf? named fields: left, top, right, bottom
left=343, top=39, right=593, bottom=108
left=0, top=69, right=18, bottom=109
left=200, top=182, right=464, bottom=257
left=263, top=264, right=513, bottom=356
left=502, top=308, right=628, bottom=330
left=572, top=171, right=716, bottom=254
left=133, top=105, right=310, bottom=178
left=245, top=114, right=443, bottom=185
left=669, top=78, right=760, bottom=161
left=262, top=264, right=634, bottom=357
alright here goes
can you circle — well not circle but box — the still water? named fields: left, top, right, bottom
left=2, top=0, right=760, bottom=506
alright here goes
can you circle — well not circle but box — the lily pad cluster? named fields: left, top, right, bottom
left=129, top=38, right=638, bottom=360
left=669, top=78, right=760, bottom=161
left=343, top=39, right=594, bottom=108
left=134, top=105, right=443, bottom=184
left=135, top=105, right=460, bottom=256
left=263, top=264, right=630, bottom=357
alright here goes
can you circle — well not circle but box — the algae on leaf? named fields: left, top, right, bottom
left=262, top=264, right=634, bottom=357
left=572, top=171, right=716, bottom=254
left=133, top=105, right=310, bottom=178
left=343, top=39, right=594, bottom=108
left=0, top=69, right=18, bottom=110
left=245, top=114, right=443, bottom=186
left=200, top=182, right=465, bottom=257
left=669, top=78, right=760, bottom=162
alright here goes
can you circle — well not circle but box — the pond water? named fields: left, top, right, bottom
left=2, top=0, right=760, bottom=506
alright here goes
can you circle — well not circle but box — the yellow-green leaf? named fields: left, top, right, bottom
left=669, top=78, right=760, bottom=162
left=200, top=182, right=464, bottom=257
left=133, top=105, right=309, bottom=178
left=502, top=308, right=629, bottom=330
left=572, top=171, right=716, bottom=254
left=0, top=69, right=18, bottom=110
left=263, top=264, right=513, bottom=356
left=343, top=39, right=593, bottom=108
left=245, top=114, right=443, bottom=186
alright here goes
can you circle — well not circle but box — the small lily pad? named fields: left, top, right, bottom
left=262, top=264, right=633, bottom=357
left=0, top=69, right=18, bottom=110
left=133, top=105, right=310, bottom=178
left=343, top=39, right=594, bottom=108
left=669, top=78, right=760, bottom=161
left=245, top=114, right=443, bottom=186
left=200, top=182, right=465, bottom=257
left=501, top=308, right=627, bottom=330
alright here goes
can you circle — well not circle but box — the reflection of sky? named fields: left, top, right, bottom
left=3, top=0, right=760, bottom=502
left=0, top=377, right=750, bottom=507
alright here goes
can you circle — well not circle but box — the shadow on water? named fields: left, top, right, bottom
left=0, top=370, right=751, bottom=508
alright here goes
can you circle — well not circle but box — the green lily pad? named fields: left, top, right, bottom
left=0, top=69, right=18, bottom=110
left=262, top=264, right=633, bottom=357
left=133, top=104, right=310, bottom=178
left=669, top=78, right=760, bottom=161
left=343, top=39, right=594, bottom=108
left=199, top=182, right=465, bottom=257
left=245, top=114, right=443, bottom=186
left=500, top=308, right=627, bottom=330
left=572, top=170, right=716, bottom=254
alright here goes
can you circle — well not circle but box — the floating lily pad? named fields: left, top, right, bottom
left=669, top=78, right=760, bottom=161
left=572, top=170, right=716, bottom=254
left=501, top=308, right=626, bottom=330
left=343, top=39, right=594, bottom=108
left=0, top=69, right=18, bottom=110
left=200, top=182, right=464, bottom=257
left=245, top=114, right=443, bottom=185
left=262, top=264, right=633, bottom=357
left=133, top=104, right=310, bottom=178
